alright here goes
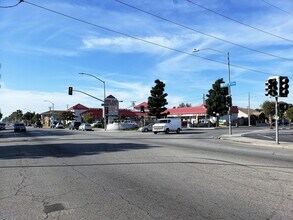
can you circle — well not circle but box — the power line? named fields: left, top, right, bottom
left=0, top=0, right=23, bottom=8
left=261, top=0, right=292, bottom=15
left=113, top=0, right=293, bottom=62
left=21, top=1, right=286, bottom=77
left=186, top=0, right=293, bottom=43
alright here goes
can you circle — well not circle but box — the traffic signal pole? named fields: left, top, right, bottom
left=227, top=52, right=232, bottom=135
left=265, top=76, right=289, bottom=144
left=275, top=97, right=279, bottom=144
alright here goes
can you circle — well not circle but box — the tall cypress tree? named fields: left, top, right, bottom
left=205, top=78, right=229, bottom=118
left=148, top=79, right=169, bottom=119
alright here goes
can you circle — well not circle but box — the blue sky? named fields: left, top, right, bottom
left=0, top=0, right=293, bottom=118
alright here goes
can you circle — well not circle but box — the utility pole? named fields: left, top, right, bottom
left=131, top=101, right=136, bottom=110
left=275, top=97, right=279, bottom=144
left=248, top=92, right=251, bottom=126
left=202, top=94, right=206, bottom=105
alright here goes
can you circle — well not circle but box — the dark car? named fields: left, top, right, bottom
left=69, top=121, right=81, bottom=130
left=14, top=123, right=26, bottom=132
left=34, top=121, right=43, bottom=128
left=272, top=119, right=289, bottom=126
left=0, top=123, right=6, bottom=130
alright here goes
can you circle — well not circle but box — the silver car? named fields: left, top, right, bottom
left=138, top=124, right=153, bottom=132
left=79, top=123, right=92, bottom=131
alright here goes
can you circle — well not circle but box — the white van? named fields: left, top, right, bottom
left=152, top=118, right=182, bottom=134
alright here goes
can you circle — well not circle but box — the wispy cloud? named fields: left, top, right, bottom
left=81, top=35, right=189, bottom=54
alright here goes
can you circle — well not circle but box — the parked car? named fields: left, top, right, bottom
left=79, top=123, right=92, bottom=131
left=0, top=123, right=6, bottom=130
left=272, top=119, right=289, bottom=126
left=69, top=121, right=81, bottom=130
left=14, top=123, right=26, bottom=132
left=55, top=123, right=64, bottom=129
left=138, top=124, right=153, bottom=132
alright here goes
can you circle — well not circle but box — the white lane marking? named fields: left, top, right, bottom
left=257, top=134, right=273, bottom=139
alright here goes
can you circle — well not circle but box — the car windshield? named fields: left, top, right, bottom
left=156, top=120, right=169, bottom=124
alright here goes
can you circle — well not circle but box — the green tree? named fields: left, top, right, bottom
left=0, top=112, right=2, bottom=120
left=32, top=113, right=41, bottom=124
left=58, top=111, right=76, bottom=121
left=148, top=79, right=169, bottom=119
left=8, top=110, right=23, bottom=122
left=205, top=78, right=229, bottom=126
left=22, top=111, right=35, bottom=125
left=178, top=103, right=192, bottom=108
left=82, top=113, right=94, bottom=123
left=261, top=101, right=275, bottom=128
left=285, top=106, right=293, bottom=122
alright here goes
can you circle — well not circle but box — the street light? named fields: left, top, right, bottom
left=44, top=100, right=54, bottom=111
left=44, top=100, right=55, bottom=128
left=193, top=48, right=232, bottom=135
left=79, top=72, right=106, bottom=131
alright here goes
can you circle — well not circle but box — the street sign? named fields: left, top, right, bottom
left=220, top=83, right=229, bottom=88
left=229, top=81, right=236, bottom=86
left=220, top=81, right=236, bottom=88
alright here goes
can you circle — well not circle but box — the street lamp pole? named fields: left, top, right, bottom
left=193, top=48, right=232, bottom=135
left=227, top=52, right=232, bottom=135
left=248, top=92, right=251, bottom=127
left=44, top=100, right=55, bottom=128
left=44, top=100, right=54, bottom=111
left=79, top=72, right=106, bottom=131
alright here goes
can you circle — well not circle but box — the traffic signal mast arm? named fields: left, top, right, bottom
left=68, top=87, right=104, bottom=102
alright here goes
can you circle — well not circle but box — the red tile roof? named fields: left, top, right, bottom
left=81, top=108, right=103, bottom=118
left=165, top=105, right=238, bottom=115
left=134, top=102, right=148, bottom=110
left=68, top=103, right=89, bottom=110
left=119, top=109, right=148, bottom=117
left=106, top=95, right=116, bottom=99
left=166, top=105, right=207, bottom=115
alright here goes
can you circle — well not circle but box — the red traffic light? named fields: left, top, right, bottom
left=68, top=87, right=73, bottom=95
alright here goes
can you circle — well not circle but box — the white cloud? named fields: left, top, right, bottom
left=0, top=89, right=90, bottom=118
left=81, top=35, right=187, bottom=54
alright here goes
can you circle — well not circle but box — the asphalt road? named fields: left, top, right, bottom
left=242, top=128, right=293, bottom=143
left=0, top=127, right=292, bottom=220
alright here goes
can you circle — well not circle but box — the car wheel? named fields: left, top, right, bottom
left=154, top=132, right=157, bottom=134
left=165, top=128, right=169, bottom=134
left=176, top=128, right=180, bottom=134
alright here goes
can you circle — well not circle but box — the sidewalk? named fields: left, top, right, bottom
left=219, top=132, right=293, bottom=150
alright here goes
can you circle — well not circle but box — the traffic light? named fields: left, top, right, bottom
left=68, top=87, right=73, bottom=95
left=105, top=107, right=109, bottom=115
left=226, top=95, right=232, bottom=107
left=265, top=77, right=278, bottom=97
left=279, top=76, right=289, bottom=97
left=279, top=103, right=289, bottom=111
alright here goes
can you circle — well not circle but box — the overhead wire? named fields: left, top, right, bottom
left=186, top=0, right=293, bottom=43
left=114, top=0, right=293, bottom=62
left=0, top=0, right=23, bottom=8
left=261, top=0, right=292, bottom=15
left=16, top=1, right=289, bottom=78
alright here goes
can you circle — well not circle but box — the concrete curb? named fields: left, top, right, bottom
left=219, top=133, right=293, bottom=150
